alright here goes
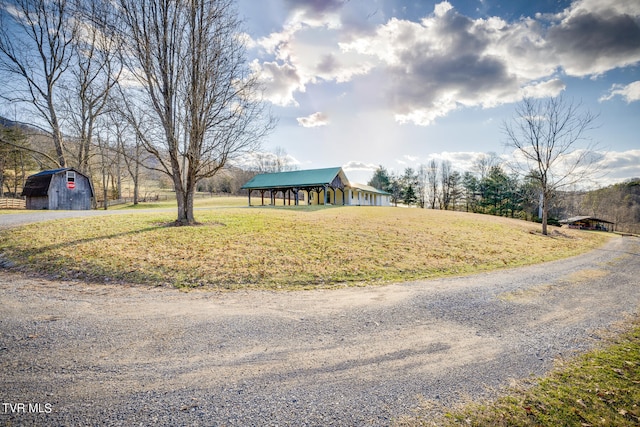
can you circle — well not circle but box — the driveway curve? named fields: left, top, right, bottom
left=0, top=229, right=639, bottom=425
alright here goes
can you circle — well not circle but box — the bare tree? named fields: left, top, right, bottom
left=0, top=0, right=78, bottom=167
left=426, top=159, right=439, bottom=209
left=416, top=164, right=427, bottom=208
left=64, top=0, right=123, bottom=173
left=440, top=160, right=452, bottom=210
left=503, top=95, right=599, bottom=235
left=110, top=113, right=143, bottom=204
left=248, top=147, right=296, bottom=173
left=116, top=0, right=274, bottom=225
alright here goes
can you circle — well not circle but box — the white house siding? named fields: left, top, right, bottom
left=346, top=188, right=390, bottom=206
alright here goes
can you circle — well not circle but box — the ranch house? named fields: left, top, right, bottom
left=241, top=167, right=391, bottom=207
left=22, top=168, right=94, bottom=210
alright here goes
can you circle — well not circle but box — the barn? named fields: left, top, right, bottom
left=21, top=168, right=94, bottom=210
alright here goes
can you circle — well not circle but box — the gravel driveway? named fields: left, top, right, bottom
left=1, top=230, right=639, bottom=426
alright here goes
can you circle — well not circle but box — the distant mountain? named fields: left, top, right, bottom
left=0, top=116, right=48, bottom=135
left=0, top=116, right=19, bottom=128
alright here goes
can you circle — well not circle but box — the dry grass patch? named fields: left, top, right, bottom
left=499, top=269, right=611, bottom=303
left=0, top=206, right=610, bottom=289
left=561, top=268, right=610, bottom=284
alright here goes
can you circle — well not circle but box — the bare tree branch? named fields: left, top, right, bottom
left=503, top=95, right=601, bottom=235
left=116, top=0, right=274, bottom=225
left=0, top=0, right=79, bottom=167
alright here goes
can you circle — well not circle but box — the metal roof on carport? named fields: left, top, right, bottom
left=241, top=167, right=347, bottom=190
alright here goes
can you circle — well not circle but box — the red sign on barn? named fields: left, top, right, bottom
left=67, top=181, right=75, bottom=190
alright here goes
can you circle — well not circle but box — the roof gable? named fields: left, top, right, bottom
left=241, top=167, right=347, bottom=190
left=21, top=168, right=93, bottom=197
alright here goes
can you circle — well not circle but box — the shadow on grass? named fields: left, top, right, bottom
left=5, top=224, right=163, bottom=257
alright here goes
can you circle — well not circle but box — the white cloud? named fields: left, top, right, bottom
left=544, top=0, right=640, bottom=77
left=342, top=161, right=378, bottom=171
left=600, top=81, right=640, bottom=103
left=520, top=79, right=566, bottom=99
left=569, top=149, right=640, bottom=187
left=252, top=60, right=304, bottom=107
left=434, top=1, right=454, bottom=18
left=296, top=111, right=329, bottom=127
left=251, top=0, right=640, bottom=126
left=596, top=149, right=640, bottom=179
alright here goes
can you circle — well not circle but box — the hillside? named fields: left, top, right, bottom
left=577, top=179, right=640, bottom=234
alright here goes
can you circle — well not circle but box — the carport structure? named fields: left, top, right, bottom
left=560, top=216, right=615, bottom=231
left=241, top=167, right=391, bottom=207
left=241, top=167, right=349, bottom=206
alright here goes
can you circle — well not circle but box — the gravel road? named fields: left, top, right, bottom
left=1, top=229, right=639, bottom=426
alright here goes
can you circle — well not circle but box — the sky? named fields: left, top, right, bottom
left=236, top=0, right=640, bottom=187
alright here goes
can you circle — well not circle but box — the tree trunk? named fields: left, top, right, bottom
left=541, top=192, right=548, bottom=236
left=172, top=163, right=196, bottom=225
left=102, top=171, right=109, bottom=210
left=50, top=112, right=66, bottom=168
left=175, top=187, right=195, bottom=225
left=133, top=159, right=139, bottom=205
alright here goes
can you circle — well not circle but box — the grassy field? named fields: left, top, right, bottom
left=1, top=202, right=633, bottom=426
left=398, top=316, right=640, bottom=426
left=108, top=194, right=248, bottom=210
left=0, top=204, right=609, bottom=289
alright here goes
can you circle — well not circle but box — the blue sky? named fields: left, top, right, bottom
left=237, top=0, right=640, bottom=187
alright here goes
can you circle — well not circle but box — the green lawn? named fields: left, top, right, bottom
left=0, top=206, right=609, bottom=289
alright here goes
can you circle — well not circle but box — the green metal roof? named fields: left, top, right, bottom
left=241, top=167, right=345, bottom=190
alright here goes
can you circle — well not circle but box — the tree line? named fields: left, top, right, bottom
left=368, top=154, right=537, bottom=217
left=367, top=156, right=640, bottom=234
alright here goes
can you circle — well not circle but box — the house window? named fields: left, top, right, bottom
left=67, top=171, right=76, bottom=183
